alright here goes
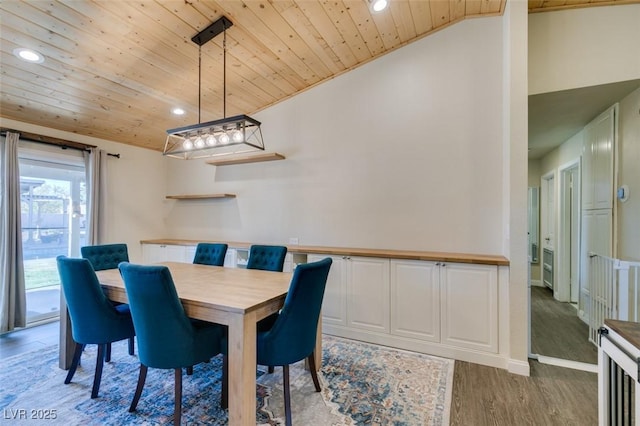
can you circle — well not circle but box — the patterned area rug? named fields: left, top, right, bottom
left=0, top=335, right=453, bottom=425
left=321, top=336, right=453, bottom=425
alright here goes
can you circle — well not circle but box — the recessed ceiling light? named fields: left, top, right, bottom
left=369, top=0, right=389, bottom=13
left=13, top=48, right=45, bottom=64
left=172, top=107, right=185, bottom=115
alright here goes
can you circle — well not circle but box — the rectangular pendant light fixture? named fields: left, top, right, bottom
left=163, top=16, right=265, bottom=160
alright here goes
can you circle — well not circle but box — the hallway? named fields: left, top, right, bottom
left=531, top=285, right=597, bottom=364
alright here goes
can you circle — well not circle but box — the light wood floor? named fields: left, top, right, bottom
left=531, top=285, right=598, bottom=364
left=1, top=321, right=597, bottom=425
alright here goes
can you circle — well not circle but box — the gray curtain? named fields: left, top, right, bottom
left=85, top=147, right=108, bottom=245
left=0, top=131, right=26, bottom=332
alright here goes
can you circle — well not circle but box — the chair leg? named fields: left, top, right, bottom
left=105, top=342, right=111, bottom=363
left=91, top=344, right=106, bottom=399
left=174, top=368, right=182, bottom=426
left=128, top=337, right=135, bottom=356
left=221, top=355, right=228, bottom=409
left=79, top=343, right=86, bottom=366
left=186, top=366, right=193, bottom=376
left=268, top=366, right=275, bottom=374
left=129, top=364, right=148, bottom=412
left=283, top=364, right=292, bottom=426
left=307, top=352, right=321, bottom=392
left=64, top=343, right=83, bottom=384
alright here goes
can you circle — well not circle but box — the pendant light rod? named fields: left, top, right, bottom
left=198, top=45, right=202, bottom=124
left=223, top=25, right=227, bottom=119
left=191, top=16, right=233, bottom=123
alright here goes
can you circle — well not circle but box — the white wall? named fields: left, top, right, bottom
left=617, top=88, right=640, bottom=261
left=0, top=117, right=166, bottom=262
left=539, top=129, right=584, bottom=177
left=166, top=16, right=506, bottom=255
left=528, top=4, right=640, bottom=95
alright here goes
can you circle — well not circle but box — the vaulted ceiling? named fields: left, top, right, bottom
left=0, top=0, right=634, bottom=152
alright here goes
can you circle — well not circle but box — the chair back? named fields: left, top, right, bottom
left=247, top=245, right=287, bottom=272
left=193, top=243, right=228, bottom=266
left=119, top=262, right=202, bottom=369
left=81, top=243, right=129, bottom=271
left=258, top=258, right=332, bottom=365
left=56, top=256, right=133, bottom=345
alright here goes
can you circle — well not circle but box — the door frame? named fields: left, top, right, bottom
left=540, top=171, right=556, bottom=293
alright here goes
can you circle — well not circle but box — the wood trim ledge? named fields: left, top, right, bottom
left=140, top=239, right=510, bottom=266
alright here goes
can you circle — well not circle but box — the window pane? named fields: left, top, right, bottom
left=20, top=153, right=86, bottom=324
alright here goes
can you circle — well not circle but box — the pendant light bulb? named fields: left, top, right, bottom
left=194, top=135, right=205, bottom=148
left=183, top=138, right=194, bottom=150
left=219, top=132, right=230, bottom=144
left=232, top=129, right=243, bottom=142
left=206, top=134, right=217, bottom=146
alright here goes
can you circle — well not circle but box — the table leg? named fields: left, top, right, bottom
left=227, top=311, right=257, bottom=426
left=58, top=292, right=74, bottom=369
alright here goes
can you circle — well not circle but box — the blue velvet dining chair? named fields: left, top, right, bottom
left=81, top=243, right=129, bottom=271
left=56, top=256, right=136, bottom=399
left=246, top=244, right=289, bottom=373
left=81, top=243, right=134, bottom=360
left=246, top=245, right=288, bottom=272
left=192, top=243, right=228, bottom=267
left=118, top=262, right=225, bottom=426
left=221, top=257, right=332, bottom=426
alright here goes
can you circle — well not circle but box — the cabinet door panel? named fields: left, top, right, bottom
left=166, top=245, right=187, bottom=263
left=390, top=260, right=440, bottom=342
left=224, top=249, right=237, bottom=268
left=441, top=263, right=498, bottom=353
left=142, top=244, right=164, bottom=263
left=184, top=246, right=196, bottom=264
left=347, top=257, right=390, bottom=333
left=141, top=243, right=187, bottom=263
left=582, top=106, right=614, bottom=210
left=309, top=255, right=346, bottom=327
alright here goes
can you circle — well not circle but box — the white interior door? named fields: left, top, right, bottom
left=558, top=162, right=580, bottom=303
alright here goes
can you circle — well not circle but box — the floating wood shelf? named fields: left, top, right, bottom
left=166, top=194, right=236, bottom=200
left=206, top=152, right=285, bottom=166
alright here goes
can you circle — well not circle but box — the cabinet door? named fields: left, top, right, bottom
left=347, top=257, right=390, bottom=333
left=309, top=255, right=346, bottom=327
left=141, top=244, right=186, bottom=263
left=390, top=260, right=440, bottom=342
left=142, top=244, right=164, bottom=263
left=582, top=106, right=614, bottom=210
left=441, top=263, right=498, bottom=353
left=166, top=245, right=187, bottom=262
left=224, top=249, right=237, bottom=268
left=184, top=246, right=196, bottom=264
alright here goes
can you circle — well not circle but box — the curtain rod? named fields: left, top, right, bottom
left=1, top=128, right=120, bottom=158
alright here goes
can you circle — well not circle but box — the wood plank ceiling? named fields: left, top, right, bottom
left=0, top=0, right=633, bottom=152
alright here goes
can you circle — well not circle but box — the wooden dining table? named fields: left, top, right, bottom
left=58, top=262, right=315, bottom=426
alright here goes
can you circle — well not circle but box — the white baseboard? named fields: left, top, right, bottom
left=507, top=359, right=530, bottom=376
left=536, top=355, right=597, bottom=373
left=578, top=310, right=589, bottom=324
left=530, top=280, right=543, bottom=287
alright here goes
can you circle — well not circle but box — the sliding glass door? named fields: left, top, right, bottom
left=19, top=143, right=86, bottom=324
